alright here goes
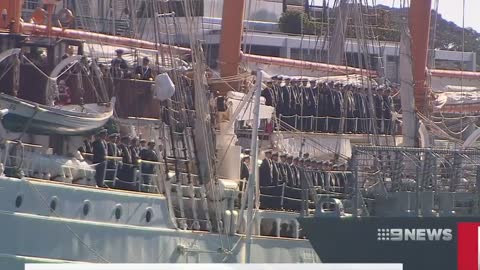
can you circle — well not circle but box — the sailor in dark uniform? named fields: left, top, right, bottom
left=283, top=77, right=295, bottom=127
left=323, top=83, right=335, bottom=133
left=270, top=152, right=284, bottom=209
left=374, top=88, right=385, bottom=134
left=271, top=152, right=281, bottom=186
left=271, top=76, right=283, bottom=117
left=292, top=157, right=301, bottom=187
left=278, top=153, right=288, bottom=185
left=118, top=136, right=132, bottom=165
left=353, top=87, right=365, bottom=133
left=341, top=163, right=354, bottom=194
left=330, top=164, right=341, bottom=192
left=240, top=156, right=250, bottom=182
left=301, top=78, right=315, bottom=131
left=130, top=137, right=140, bottom=165
left=383, top=88, right=394, bottom=135
left=323, top=161, right=333, bottom=192
left=314, top=160, right=324, bottom=189
left=333, top=164, right=345, bottom=193
left=283, top=156, right=302, bottom=211
left=363, top=88, right=372, bottom=134
left=92, top=129, right=108, bottom=187
left=139, top=141, right=159, bottom=191
left=290, top=78, right=303, bottom=130
left=312, top=159, right=321, bottom=187
left=107, top=133, right=120, bottom=157
left=284, top=77, right=297, bottom=115
left=261, top=80, right=276, bottom=107
left=139, top=139, right=147, bottom=151
left=332, top=83, right=344, bottom=133
left=111, top=49, right=129, bottom=78
left=309, top=79, right=319, bottom=132
left=134, top=57, right=153, bottom=81
left=305, top=158, right=318, bottom=207
left=285, top=156, right=295, bottom=186
left=117, top=136, right=133, bottom=184
left=78, top=135, right=93, bottom=154
left=304, top=158, right=314, bottom=186
left=259, top=150, right=276, bottom=209
left=106, top=133, right=120, bottom=181
left=259, top=150, right=273, bottom=187
left=112, top=49, right=128, bottom=70
left=344, top=85, right=356, bottom=133
left=238, top=155, right=250, bottom=198
left=78, top=135, right=93, bottom=161
left=62, top=46, right=74, bottom=60
left=298, top=157, right=306, bottom=173
left=297, top=158, right=311, bottom=214
left=315, top=84, right=325, bottom=132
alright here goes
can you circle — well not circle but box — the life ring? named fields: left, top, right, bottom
left=31, top=8, right=47, bottom=25
left=58, top=8, right=74, bottom=26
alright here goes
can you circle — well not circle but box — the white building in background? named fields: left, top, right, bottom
left=21, top=0, right=477, bottom=83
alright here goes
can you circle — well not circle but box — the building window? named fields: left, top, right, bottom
left=23, top=0, right=41, bottom=11
left=387, top=55, right=398, bottom=62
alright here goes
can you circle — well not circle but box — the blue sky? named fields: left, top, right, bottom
left=313, top=0, right=480, bottom=32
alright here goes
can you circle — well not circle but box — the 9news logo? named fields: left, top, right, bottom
left=377, top=228, right=452, bottom=241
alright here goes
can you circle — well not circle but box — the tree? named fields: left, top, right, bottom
left=278, top=10, right=317, bottom=35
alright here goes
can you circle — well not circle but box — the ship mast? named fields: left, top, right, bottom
left=409, top=0, right=432, bottom=117
left=399, top=0, right=432, bottom=147
left=216, top=0, right=246, bottom=94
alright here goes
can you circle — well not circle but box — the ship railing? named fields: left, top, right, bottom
left=102, top=156, right=122, bottom=188
left=351, top=146, right=480, bottom=216
left=77, top=155, right=173, bottom=197
left=1, top=140, right=43, bottom=178
left=137, top=159, right=165, bottom=193
left=259, top=171, right=352, bottom=213
left=260, top=183, right=308, bottom=213
left=277, top=114, right=397, bottom=135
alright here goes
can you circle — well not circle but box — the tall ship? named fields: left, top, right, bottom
left=0, top=0, right=478, bottom=269
left=297, top=1, right=480, bottom=270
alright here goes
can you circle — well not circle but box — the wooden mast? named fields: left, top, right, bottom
left=216, top=0, right=246, bottom=95
left=409, top=0, right=432, bottom=115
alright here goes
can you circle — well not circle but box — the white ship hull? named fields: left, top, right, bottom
left=0, top=177, right=319, bottom=269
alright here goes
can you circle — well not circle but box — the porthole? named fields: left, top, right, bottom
left=145, top=207, right=153, bottom=223
left=83, top=200, right=91, bottom=216
left=15, top=194, right=23, bottom=208
left=114, top=204, right=122, bottom=220
left=50, top=197, right=58, bottom=212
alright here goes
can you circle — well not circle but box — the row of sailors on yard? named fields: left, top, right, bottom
left=78, top=129, right=159, bottom=191
left=261, top=76, right=396, bottom=135
left=241, top=150, right=353, bottom=211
